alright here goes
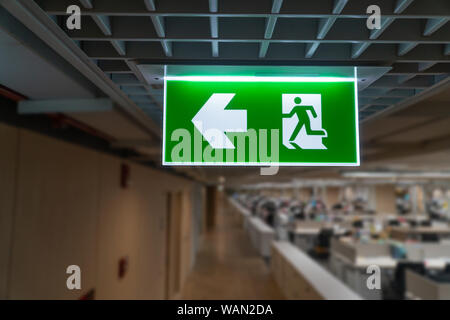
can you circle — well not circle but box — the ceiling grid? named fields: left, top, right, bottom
left=35, top=0, right=449, bottom=123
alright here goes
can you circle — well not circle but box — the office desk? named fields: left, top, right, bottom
left=288, top=222, right=323, bottom=251
left=330, top=238, right=395, bottom=299
left=390, top=226, right=450, bottom=241
left=406, top=270, right=450, bottom=300
left=424, top=258, right=450, bottom=270
left=395, top=242, right=450, bottom=270
left=290, top=228, right=319, bottom=252
left=290, top=225, right=348, bottom=252
left=247, top=217, right=275, bottom=259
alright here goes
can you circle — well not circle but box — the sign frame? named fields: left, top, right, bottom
left=162, top=66, right=361, bottom=167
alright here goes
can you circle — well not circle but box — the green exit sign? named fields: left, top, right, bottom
left=163, top=75, right=360, bottom=166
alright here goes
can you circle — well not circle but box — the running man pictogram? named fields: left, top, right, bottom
left=282, top=97, right=326, bottom=142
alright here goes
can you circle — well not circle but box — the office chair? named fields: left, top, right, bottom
left=421, top=233, right=439, bottom=243
left=420, top=220, right=432, bottom=227
left=444, top=263, right=450, bottom=274
left=343, top=230, right=353, bottom=237
left=388, top=220, right=400, bottom=227
left=428, top=264, right=450, bottom=283
left=393, top=262, right=425, bottom=299
left=408, top=220, right=418, bottom=228
left=352, top=220, right=363, bottom=228
left=314, top=228, right=334, bottom=259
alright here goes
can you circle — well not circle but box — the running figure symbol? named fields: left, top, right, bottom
left=282, top=97, right=326, bottom=142
left=282, top=94, right=328, bottom=150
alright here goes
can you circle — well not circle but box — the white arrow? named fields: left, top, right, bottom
left=192, top=93, right=247, bottom=149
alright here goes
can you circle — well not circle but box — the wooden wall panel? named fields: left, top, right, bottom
left=95, top=156, right=192, bottom=299
left=1, top=125, right=194, bottom=300
left=375, top=185, right=397, bottom=214
left=167, top=192, right=182, bottom=299
left=325, top=187, right=340, bottom=208
left=95, top=155, right=141, bottom=299
left=180, top=191, right=192, bottom=288
left=9, top=129, right=100, bottom=299
left=0, top=123, right=19, bottom=299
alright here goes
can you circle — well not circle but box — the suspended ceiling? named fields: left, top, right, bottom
left=0, top=0, right=449, bottom=183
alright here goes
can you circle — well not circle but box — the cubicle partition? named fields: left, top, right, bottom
left=330, top=238, right=395, bottom=300
left=406, top=270, right=450, bottom=300
left=229, top=197, right=251, bottom=229
left=272, top=241, right=361, bottom=300
left=229, top=197, right=275, bottom=259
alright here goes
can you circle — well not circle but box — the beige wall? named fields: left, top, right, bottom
left=324, top=187, right=340, bottom=208
left=9, top=129, right=100, bottom=299
left=0, top=123, right=18, bottom=299
left=0, top=125, right=196, bottom=299
left=375, top=185, right=397, bottom=214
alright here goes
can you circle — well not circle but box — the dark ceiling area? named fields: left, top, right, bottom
left=0, top=0, right=449, bottom=184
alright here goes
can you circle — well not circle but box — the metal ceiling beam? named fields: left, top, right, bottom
left=111, top=40, right=126, bottom=56
left=306, top=0, right=348, bottom=58
left=91, top=16, right=127, bottom=55
left=259, top=40, right=269, bottom=58
left=92, top=15, right=111, bottom=35
left=365, top=0, right=414, bottom=55
left=418, top=62, right=437, bottom=72
left=305, top=42, right=320, bottom=59
left=398, top=42, right=418, bottom=56
left=210, top=16, right=218, bottom=38
left=151, top=15, right=165, bottom=37
left=18, top=98, right=113, bottom=114
left=45, top=12, right=450, bottom=19
left=79, top=0, right=93, bottom=9
left=445, top=44, right=450, bottom=55
left=260, top=0, right=283, bottom=58
left=82, top=42, right=450, bottom=62
left=209, top=0, right=218, bottom=57
left=143, top=0, right=156, bottom=11
left=370, top=17, right=395, bottom=40
left=318, top=0, right=348, bottom=39
left=351, top=42, right=370, bottom=58
left=38, top=0, right=450, bottom=17
left=423, top=18, right=449, bottom=36
left=143, top=2, right=172, bottom=57
left=212, top=40, right=219, bottom=57
left=394, top=0, right=414, bottom=13
left=208, top=0, right=218, bottom=13
left=397, top=74, right=416, bottom=83
left=86, top=8, right=128, bottom=57
left=161, top=40, right=172, bottom=56
left=68, top=35, right=450, bottom=44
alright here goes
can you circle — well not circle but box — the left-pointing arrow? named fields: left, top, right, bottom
left=192, top=93, right=247, bottom=149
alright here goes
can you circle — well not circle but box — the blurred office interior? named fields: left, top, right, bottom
left=0, top=0, right=449, bottom=300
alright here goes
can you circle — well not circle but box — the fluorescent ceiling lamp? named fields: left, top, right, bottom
left=164, top=76, right=355, bottom=82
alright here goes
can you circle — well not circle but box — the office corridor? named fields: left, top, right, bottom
left=181, top=200, right=284, bottom=299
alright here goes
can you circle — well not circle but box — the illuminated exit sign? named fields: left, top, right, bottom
left=162, top=73, right=360, bottom=166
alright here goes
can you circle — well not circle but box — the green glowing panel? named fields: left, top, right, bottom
left=163, top=77, right=359, bottom=166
